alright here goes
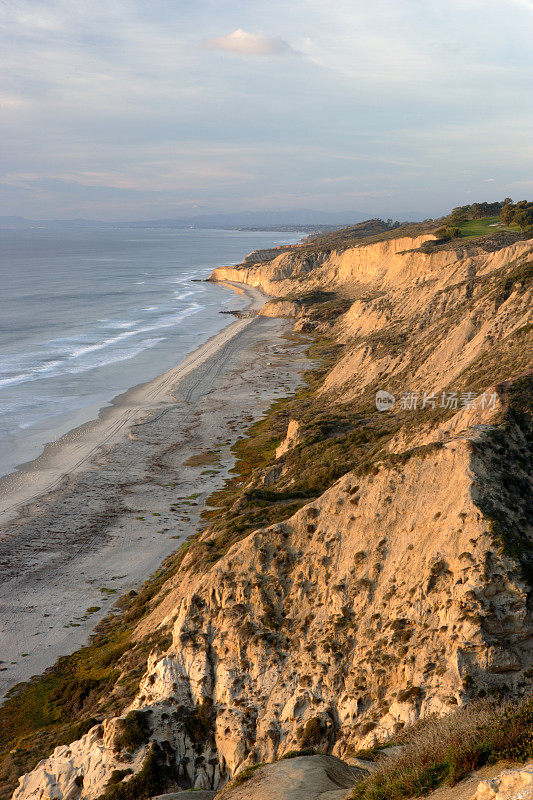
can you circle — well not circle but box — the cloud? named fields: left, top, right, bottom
left=204, top=29, right=295, bottom=56
left=1, top=1, right=532, bottom=219
left=501, top=0, right=533, bottom=10
left=0, top=93, right=26, bottom=109
left=2, top=160, right=256, bottom=193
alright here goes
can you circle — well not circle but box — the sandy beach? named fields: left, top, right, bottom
left=0, top=282, right=307, bottom=700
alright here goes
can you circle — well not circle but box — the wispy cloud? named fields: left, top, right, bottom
left=500, top=0, right=533, bottom=9
left=0, top=92, right=27, bottom=109
left=2, top=163, right=256, bottom=193
left=204, top=29, right=296, bottom=56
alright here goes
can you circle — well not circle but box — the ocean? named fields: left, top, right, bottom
left=0, top=226, right=301, bottom=479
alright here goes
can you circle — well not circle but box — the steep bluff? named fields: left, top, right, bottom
left=211, top=233, right=531, bottom=295
left=209, top=235, right=442, bottom=293
left=9, top=230, right=533, bottom=800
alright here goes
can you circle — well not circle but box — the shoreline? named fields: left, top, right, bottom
left=0, top=282, right=263, bottom=525
left=0, top=281, right=308, bottom=699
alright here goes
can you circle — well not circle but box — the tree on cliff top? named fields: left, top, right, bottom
left=501, top=200, right=533, bottom=230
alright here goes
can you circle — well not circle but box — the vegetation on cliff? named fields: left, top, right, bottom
left=351, top=694, right=533, bottom=800
left=446, top=200, right=511, bottom=225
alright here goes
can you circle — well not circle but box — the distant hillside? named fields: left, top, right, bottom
left=242, top=219, right=402, bottom=265
left=0, top=209, right=373, bottom=230
left=299, top=218, right=402, bottom=253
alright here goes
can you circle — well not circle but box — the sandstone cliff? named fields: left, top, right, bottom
left=9, top=228, right=533, bottom=800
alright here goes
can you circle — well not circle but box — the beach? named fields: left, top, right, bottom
left=0, top=282, right=307, bottom=699
left=0, top=226, right=303, bottom=480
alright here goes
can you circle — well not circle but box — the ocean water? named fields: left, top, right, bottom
left=0, top=226, right=301, bottom=478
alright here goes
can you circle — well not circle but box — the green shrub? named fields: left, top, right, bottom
left=113, top=710, right=152, bottom=753
left=434, top=226, right=460, bottom=241
left=231, top=763, right=265, bottom=787
left=107, top=769, right=133, bottom=786
left=183, top=698, right=215, bottom=745
left=99, top=744, right=175, bottom=800
left=492, top=259, right=533, bottom=306
left=49, top=678, right=104, bottom=716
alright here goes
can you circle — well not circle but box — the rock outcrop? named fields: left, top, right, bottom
left=214, top=754, right=362, bottom=800
left=473, top=762, right=533, bottom=800
left=258, top=299, right=303, bottom=318
left=275, top=419, right=300, bottom=458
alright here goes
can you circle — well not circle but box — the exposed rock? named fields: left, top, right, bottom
left=275, top=419, right=301, bottom=458
left=259, top=300, right=302, bottom=318
left=15, top=396, right=532, bottom=799
left=293, top=316, right=317, bottom=332
left=213, top=755, right=362, bottom=800
left=473, top=762, right=533, bottom=799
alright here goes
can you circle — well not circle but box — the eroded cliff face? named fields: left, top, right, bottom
left=12, top=232, right=533, bottom=799
left=211, top=235, right=530, bottom=295
left=214, top=236, right=533, bottom=406
left=323, top=246, right=533, bottom=401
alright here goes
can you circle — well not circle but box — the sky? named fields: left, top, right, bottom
left=1, top=0, right=532, bottom=221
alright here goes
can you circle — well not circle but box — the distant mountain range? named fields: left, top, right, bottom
left=0, top=208, right=387, bottom=230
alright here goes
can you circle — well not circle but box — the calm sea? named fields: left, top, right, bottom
left=0, top=226, right=301, bottom=478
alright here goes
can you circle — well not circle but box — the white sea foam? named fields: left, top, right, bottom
left=0, top=304, right=203, bottom=389
left=98, top=319, right=139, bottom=329
left=0, top=359, right=65, bottom=388
left=61, top=336, right=165, bottom=376
left=0, top=226, right=301, bottom=479
left=65, top=330, right=138, bottom=358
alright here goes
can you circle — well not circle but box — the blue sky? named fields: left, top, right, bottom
left=1, top=0, right=532, bottom=220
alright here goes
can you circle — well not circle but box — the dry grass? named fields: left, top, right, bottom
left=351, top=695, right=533, bottom=800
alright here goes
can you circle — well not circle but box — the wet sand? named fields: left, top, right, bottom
left=0, top=282, right=307, bottom=699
